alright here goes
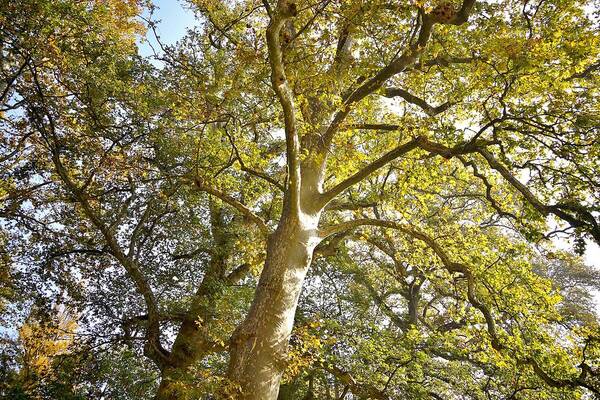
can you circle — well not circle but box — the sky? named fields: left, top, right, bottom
left=137, top=0, right=198, bottom=58
left=137, top=0, right=600, bottom=312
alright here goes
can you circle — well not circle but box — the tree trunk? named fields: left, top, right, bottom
left=154, top=295, right=218, bottom=400
left=155, top=205, right=231, bottom=400
left=227, top=199, right=322, bottom=399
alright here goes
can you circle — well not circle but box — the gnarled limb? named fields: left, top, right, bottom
left=383, top=87, right=453, bottom=116
left=475, top=148, right=600, bottom=243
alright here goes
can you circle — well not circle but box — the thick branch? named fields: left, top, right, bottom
left=567, top=59, right=600, bottom=80
left=520, top=358, right=599, bottom=395
left=0, top=57, right=30, bottom=105
left=318, top=136, right=488, bottom=208
left=128, top=200, right=155, bottom=257
left=476, top=148, right=600, bottom=243
left=412, top=55, right=479, bottom=70
left=319, top=0, right=476, bottom=152
left=192, top=177, right=270, bottom=236
left=227, top=263, right=252, bottom=284
left=342, top=123, right=402, bottom=131
left=320, top=362, right=390, bottom=400
left=324, top=199, right=378, bottom=211
left=265, top=0, right=301, bottom=212
left=444, top=0, right=477, bottom=25
left=331, top=20, right=355, bottom=74
left=319, top=136, right=424, bottom=207
left=383, top=87, right=453, bottom=116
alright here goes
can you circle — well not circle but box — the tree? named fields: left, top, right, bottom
left=1, top=0, right=599, bottom=399
left=0, top=307, right=80, bottom=400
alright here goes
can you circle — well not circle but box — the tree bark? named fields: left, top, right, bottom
left=155, top=205, right=232, bottom=400
left=228, top=177, right=323, bottom=399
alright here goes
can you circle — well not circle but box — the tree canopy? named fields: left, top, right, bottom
left=1, top=0, right=599, bottom=399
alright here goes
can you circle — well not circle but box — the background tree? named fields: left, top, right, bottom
left=1, top=0, right=599, bottom=399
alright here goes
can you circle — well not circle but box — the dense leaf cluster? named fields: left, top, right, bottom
left=1, top=0, right=599, bottom=399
